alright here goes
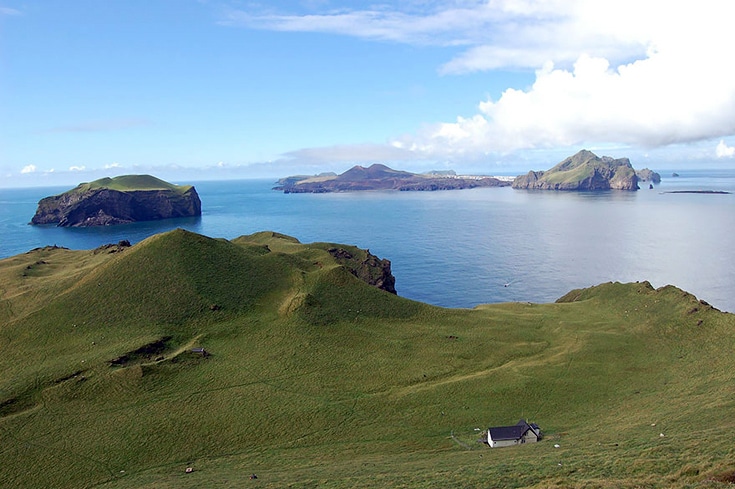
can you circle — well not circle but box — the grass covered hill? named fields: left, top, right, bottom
left=78, top=174, right=194, bottom=193
left=512, top=149, right=639, bottom=190
left=1, top=229, right=734, bottom=488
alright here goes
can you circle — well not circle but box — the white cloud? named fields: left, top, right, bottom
left=716, top=140, right=735, bottom=158
left=225, top=1, right=649, bottom=72
left=397, top=47, right=735, bottom=156
left=230, top=0, right=735, bottom=159
left=104, top=162, right=122, bottom=169
left=396, top=1, right=735, bottom=157
left=0, top=7, right=21, bottom=16
left=69, top=165, right=86, bottom=172
left=222, top=4, right=484, bottom=46
left=21, top=164, right=37, bottom=174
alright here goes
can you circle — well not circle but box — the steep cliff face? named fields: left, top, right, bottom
left=327, top=247, right=397, bottom=294
left=31, top=176, right=201, bottom=227
left=512, top=150, right=639, bottom=191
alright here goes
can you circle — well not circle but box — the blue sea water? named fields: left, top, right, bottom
left=1, top=170, right=734, bottom=311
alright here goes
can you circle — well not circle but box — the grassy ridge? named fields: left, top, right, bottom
left=1, top=230, right=734, bottom=488
left=76, top=174, right=192, bottom=193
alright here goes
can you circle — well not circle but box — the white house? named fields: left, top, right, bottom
left=487, top=419, right=541, bottom=448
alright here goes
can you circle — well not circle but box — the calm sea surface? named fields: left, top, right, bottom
left=2, top=170, right=734, bottom=312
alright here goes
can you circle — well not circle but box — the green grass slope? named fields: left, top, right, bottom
left=1, top=231, right=734, bottom=488
left=78, top=174, right=191, bottom=193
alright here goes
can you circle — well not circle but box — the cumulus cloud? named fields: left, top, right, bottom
left=21, top=164, right=37, bottom=174
left=104, top=162, right=122, bottom=169
left=230, top=0, right=735, bottom=158
left=69, top=165, right=86, bottom=172
left=399, top=1, right=735, bottom=156
left=396, top=50, right=735, bottom=156
left=716, top=140, right=735, bottom=158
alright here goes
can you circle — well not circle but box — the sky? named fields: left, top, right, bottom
left=2, top=0, right=735, bottom=187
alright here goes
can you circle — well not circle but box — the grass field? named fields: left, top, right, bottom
left=1, top=229, right=734, bottom=488
left=74, top=174, right=192, bottom=193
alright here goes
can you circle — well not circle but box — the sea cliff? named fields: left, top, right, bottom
left=31, top=175, right=202, bottom=227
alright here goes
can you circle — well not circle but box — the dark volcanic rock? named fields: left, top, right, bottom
left=512, top=150, right=639, bottom=191
left=31, top=175, right=201, bottom=227
left=328, top=247, right=397, bottom=294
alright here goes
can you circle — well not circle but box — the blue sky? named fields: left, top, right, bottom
left=2, top=0, right=735, bottom=187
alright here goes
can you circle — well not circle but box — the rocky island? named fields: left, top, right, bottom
left=274, top=164, right=511, bottom=193
left=512, top=149, right=639, bottom=191
left=31, top=174, right=201, bottom=227
left=636, top=168, right=662, bottom=184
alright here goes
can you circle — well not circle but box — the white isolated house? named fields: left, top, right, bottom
left=487, top=419, right=541, bottom=448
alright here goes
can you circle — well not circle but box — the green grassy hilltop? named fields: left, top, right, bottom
left=30, top=175, right=201, bottom=227
left=77, top=174, right=193, bottom=193
left=1, top=229, right=734, bottom=488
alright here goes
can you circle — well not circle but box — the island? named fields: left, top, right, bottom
left=512, top=149, right=639, bottom=190
left=31, top=174, right=201, bottom=227
left=636, top=168, right=661, bottom=184
left=273, top=163, right=511, bottom=193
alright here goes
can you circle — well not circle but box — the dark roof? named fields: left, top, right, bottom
left=488, top=419, right=539, bottom=441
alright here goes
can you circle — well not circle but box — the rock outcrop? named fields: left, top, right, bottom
left=274, top=164, right=510, bottom=193
left=636, top=168, right=661, bottom=184
left=31, top=175, right=201, bottom=227
left=512, top=150, right=639, bottom=191
left=327, top=247, right=396, bottom=294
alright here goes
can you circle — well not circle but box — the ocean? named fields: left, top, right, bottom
left=1, top=170, right=734, bottom=312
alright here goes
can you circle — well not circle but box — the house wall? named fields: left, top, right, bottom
left=522, top=431, right=538, bottom=443
left=488, top=430, right=539, bottom=447
left=489, top=438, right=519, bottom=448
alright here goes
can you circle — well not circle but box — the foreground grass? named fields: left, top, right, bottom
left=1, top=230, right=733, bottom=488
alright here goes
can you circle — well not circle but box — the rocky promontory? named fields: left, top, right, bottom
left=512, top=150, right=639, bottom=191
left=31, top=175, right=201, bottom=227
left=274, top=164, right=511, bottom=193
